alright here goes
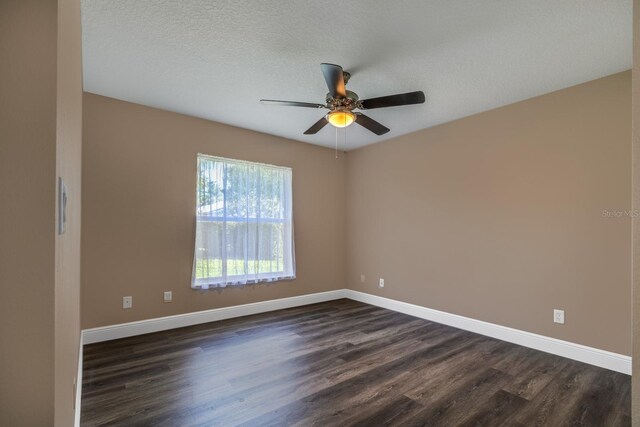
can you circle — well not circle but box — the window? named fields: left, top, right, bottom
left=192, top=154, right=295, bottom=288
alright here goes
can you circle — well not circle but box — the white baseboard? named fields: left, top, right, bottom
left=345, top=290, right=631, bottom=375
left=80, top=288, right=631, bottom=375
left=82, top=289, right=347, bottom=345
left=74, top=334, right=83, bottom=427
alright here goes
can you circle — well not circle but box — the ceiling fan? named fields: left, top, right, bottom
left=260, top=63, right=425, bottom=136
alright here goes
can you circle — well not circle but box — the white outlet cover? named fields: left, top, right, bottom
left=164, top=291, right=172, bottom=302
left=379, top=278, right=385, bottom=288
left=553, top=309, right=565, bottom=324
left=123, top=296, right=132, bottom=309
left=360, top=274, right=366, bottom=283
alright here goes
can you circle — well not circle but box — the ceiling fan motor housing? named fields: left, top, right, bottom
left=326, top=90, right=359, bottom=111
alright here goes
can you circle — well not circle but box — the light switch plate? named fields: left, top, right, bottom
left=58, top=177, right=67, bottom=235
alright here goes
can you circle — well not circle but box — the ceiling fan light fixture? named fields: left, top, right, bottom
left=326, top=110, right=355, bottom=128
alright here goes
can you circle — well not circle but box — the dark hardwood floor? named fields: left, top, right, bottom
left=81, top=299, right=630, bottom=426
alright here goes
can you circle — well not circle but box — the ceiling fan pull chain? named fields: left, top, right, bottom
left=335, top=126, right=338, bottom=159
left=344, top=125, right=347, bottom=153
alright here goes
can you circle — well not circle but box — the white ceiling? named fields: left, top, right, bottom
left=81, top=0, right=631, bottom=150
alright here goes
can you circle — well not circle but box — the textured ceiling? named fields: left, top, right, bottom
left=81, top=0, right=631, bottom=150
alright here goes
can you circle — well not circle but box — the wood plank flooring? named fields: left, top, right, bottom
left=81, top=299, right=630, bottom=426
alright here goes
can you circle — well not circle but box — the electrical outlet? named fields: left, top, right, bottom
left=553, top=309, right=565, bottom=324
left=360, top=274, right=366, bottom=283
left=379, top=278, right=385, bottom=288
left=123, top=296, right=132, bottom=309
left=164, top=291, right=172, bottom=303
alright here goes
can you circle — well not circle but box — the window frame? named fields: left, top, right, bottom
left=192, top=154, right=295, bottom=288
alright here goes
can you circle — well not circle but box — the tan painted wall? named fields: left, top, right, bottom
left=0, top=0, right=82, bottom=425
left=632, top=0, right=639, bottom=423
left=83, top=73, right=630, bottom=356
left=54, top=0, right=83, bottom=425
left=347, top=71, right=631, bottom=355
left=81, top=93, right=346, bottom=329
left=0, top=1, right=57, bottom=425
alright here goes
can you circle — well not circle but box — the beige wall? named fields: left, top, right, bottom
left=81, top=93, right=346, bottom=328
left=0, top=0, right=82, bottom=426
left=347, top=71, right=631, bottom=355
left=632, top=0, right=639, bottom=423
left=0, top=1, right=57, bottom=425
left=83, top=73, right=630, bottom=357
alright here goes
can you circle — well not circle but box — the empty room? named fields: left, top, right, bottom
left=3, top=1, right=640, bottom=426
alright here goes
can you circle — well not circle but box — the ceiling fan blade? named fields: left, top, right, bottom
left=355, top=113, right=390, bottom=135
left=359, top=91, right=425, bottom=110
left=320, top=63, right=346, bottom=98
left=303, top=116, right=329, bottom=135
left=260, top=99, right=325, bottom=108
